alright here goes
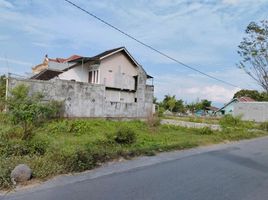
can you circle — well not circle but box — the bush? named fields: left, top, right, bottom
left=6, top=84, right=62, bottom=139
left=259, top=121, right=268, bottom=131
left=219, top=114, right=243, bottom=128
left=147, top=115, right=161, bottom=128
left=114, top=126, right=137, bottom=144
left=157, top=107, right=165, bottom=117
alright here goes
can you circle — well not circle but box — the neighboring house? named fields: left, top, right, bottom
left=205, top=106, right=219, bottom=115
left=215, top=97, right=255, bottom=116
left=194, top=109, right=205, bottom=117
left=8, top=47, right=154, bottom=118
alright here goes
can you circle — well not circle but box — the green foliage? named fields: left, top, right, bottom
left=238, top=20, right=268, bottom=92
left=160, top=95, right=185, bottom=113
left=197, top=127, right=213, bottom=135
left=259, top=121, right=268, bottom=131
left=7, top=84, right=62, bottom=139
left=185, top=99, right=211, bottom=113
left=157, top=106, right=165, bottom=117
left=158, top=94, right=212, bottom=114
left=219, top=115, right=255, bottom=130
left=0, top=117, right=267, bottom=190
left=233, top=89, right=268, bottom=101
left=219, top=114, right=243, bottom=128
left=114, top=126, right=137, bottom=144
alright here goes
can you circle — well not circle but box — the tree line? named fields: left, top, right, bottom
left=155, top=95, right=212, bottom=114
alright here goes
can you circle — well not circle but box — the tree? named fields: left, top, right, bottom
left=185, top=99, right=211, bottom=113
left=161, top=95, right=185, bottom=113
left=200, top=99, right=211, bottom=109
left=238, top=20, right=268, bottom=92
left=173, top=99, right=185, bottom=113
left=233, top=89, right=268, bottom=101
left=162, top=95, right=176, bottom=112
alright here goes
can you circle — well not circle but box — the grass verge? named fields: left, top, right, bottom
left=0, top=114, right=267, bottom=190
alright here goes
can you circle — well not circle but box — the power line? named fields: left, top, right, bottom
left=64, top=0, right=240, bottom=88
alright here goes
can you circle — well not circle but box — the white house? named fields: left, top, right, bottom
left=31, top=47, right=153, bottom=104
left=10, top=47, right=154, bottom=118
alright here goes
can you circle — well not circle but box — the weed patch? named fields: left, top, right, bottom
left=0, top=117, right=267, bottom=190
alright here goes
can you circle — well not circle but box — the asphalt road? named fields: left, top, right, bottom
left=2, top=136, right=268, bottom=200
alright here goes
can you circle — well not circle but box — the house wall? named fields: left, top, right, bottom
left=8, top=77, right=153, bottom=118
left=99, top=52, right=137, bottom=90
left=233, top=102, right=268, bottom=122
left=58, top=63, right=90, bottom=83
left=223, top=103, right=235, bottom=115
left=56, top=52, right=140, bottom=104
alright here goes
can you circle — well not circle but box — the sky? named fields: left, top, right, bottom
left=0, top=0, right=268, bottom=106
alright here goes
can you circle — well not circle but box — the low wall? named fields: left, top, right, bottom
left=234, top=102, right=268, bottom=122
left=161, top=119, right=221, bottom=131
left=8, top=77, right=153, bottom=118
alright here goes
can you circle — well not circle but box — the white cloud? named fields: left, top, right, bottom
left=154, top=68, right=260, bottom=104
left=0, top=0, right=13, bottom=8
left=0, top=0, right=267, bottom=103
left=183, top=85, right=240, bottom=103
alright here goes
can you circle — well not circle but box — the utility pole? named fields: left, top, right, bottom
left=4, top=73, right=10, bottom=112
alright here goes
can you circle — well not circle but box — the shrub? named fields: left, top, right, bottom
left=6, top=84, right=62, bottom=139
left=114, top=126, right=137, bottom=144
left=219, top=114, right=243, bottom=128
left=147, top=115, right=161, bottom=128
left=157, top=107, right=165, bottom=117
left=259, top=121, right=268, bottom=131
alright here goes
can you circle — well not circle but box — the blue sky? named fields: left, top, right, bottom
left=0, top=0, right=268, bottom=106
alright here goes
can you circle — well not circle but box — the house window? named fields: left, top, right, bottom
left=89, top=70, right=99, bottom=84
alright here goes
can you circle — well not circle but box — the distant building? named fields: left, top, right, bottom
left=215, top=97, right=255, bottom=116
left=233, top=102, right=268, bottom=122
left=205, top=106, right=219, bottom=115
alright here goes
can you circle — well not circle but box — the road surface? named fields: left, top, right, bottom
left=2, top=136, right=268, bottom=200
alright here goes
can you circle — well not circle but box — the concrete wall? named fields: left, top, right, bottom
left=105, top=90, right=135, bottom=103
left=8, top=77, right=154, bottom=119
left=233, top=102, right=268, bottom=122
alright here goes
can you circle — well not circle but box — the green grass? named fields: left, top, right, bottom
left=0, top=113, right=267, bottom=190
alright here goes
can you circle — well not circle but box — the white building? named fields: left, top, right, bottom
left=22, top=47, right=154, bottom=118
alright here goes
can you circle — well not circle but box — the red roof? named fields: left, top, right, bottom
left=48, top=55, right=81, bottom=63
left=237, top=97, right=255, bottom=102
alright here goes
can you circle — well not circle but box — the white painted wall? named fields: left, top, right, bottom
left=234, top=102, right=268, bottom=122
left=99, top=52, right=138, bottom=90
left=58, top=63, right=90, bottom=82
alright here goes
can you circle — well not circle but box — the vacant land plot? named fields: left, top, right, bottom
left=0, top=114, right=267, bottom=189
